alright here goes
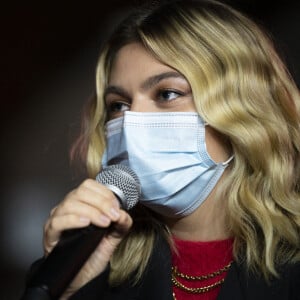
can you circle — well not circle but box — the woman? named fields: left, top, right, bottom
left=31, top=0, right=300, bottom=299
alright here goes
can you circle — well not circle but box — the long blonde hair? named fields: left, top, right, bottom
left=74, top=0, right=300, bottom=284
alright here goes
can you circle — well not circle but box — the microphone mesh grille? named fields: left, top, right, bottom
left=95, top=164, right=141, bottom=210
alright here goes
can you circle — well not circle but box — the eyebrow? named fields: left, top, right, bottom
left=104, top=71, right=186, bottom=99
left=140, top=71, right=186, bottom=90
left=104, top=86, right=130, bottom=100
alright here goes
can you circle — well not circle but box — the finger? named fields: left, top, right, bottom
left=53, top=196, right=120, bottom=228
left=43, top=214, right=91, bottom=254
left=81, top=211, right=133, bottom=271
left=80, top=179, right=119, bottom=200
left=55, top=187, right=121, bottom=222
left=110, top=210, right=133, bottom=239
left=76, top=179, right=120, bottom=209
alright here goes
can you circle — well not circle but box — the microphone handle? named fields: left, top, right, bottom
left=21, top=224, right=112, bottom=300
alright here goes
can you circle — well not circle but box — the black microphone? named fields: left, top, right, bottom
left=21, top=164, right=141, bottom=300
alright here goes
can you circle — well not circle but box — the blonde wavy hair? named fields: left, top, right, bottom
left=73, top=0, right=300, bottom=285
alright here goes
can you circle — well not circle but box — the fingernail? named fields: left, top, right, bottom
left=79, top=217, right=90, bottom=224
left=110, top=207, right=120, bottom=218
left=99, top=215, right=110, bottom=226
left=113, top=198, right=120, bottom=208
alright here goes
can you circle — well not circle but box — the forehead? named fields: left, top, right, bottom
left=108, top=43, right=177, bottom=84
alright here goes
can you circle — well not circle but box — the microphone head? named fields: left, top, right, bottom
left=96, top=164, right=141, bottom=210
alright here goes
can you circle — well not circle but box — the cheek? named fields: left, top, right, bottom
left=205, top=126, right=232, bottom=163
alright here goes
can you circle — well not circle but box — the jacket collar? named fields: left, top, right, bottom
left=217, top=261, right=244, bottom=299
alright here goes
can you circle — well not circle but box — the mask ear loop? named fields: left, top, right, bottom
left=222, top=155, right=234, bottom=166
left=203, top=122, right=234, bottom=167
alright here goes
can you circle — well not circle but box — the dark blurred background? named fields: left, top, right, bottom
left=1, top=1, right=299, bottom=299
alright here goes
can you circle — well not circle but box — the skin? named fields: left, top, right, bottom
left=44, top=43, right=232, bottom=299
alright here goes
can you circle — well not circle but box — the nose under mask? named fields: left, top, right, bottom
left=102, top=111, right=233, bottom=217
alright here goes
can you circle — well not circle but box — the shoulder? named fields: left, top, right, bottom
left=219, top=261, right=300, bottom=300
left=283, top=261, right=300, bottom=299
left=248, top=261, right=300, bottom=299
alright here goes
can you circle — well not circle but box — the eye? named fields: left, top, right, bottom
left=106, top=101, right=130, bottom=119
left=109, top=101, right=130, bottom=112
left=157, top=89, right=183, bottom=102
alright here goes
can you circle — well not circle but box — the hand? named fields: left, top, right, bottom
left=43, top=179, right=133, bottom=299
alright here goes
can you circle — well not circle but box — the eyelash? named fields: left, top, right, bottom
left=106, top=101, right=130, bottom=120
left=107, top=101, right=130, bottom=112
left=156, top=89, right=184, bottom=102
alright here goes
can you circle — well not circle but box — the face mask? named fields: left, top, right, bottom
left=102, top=111, right=233, bottom=218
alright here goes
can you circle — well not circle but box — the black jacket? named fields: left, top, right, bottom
left=67, top=234, right=300, bottom=300
left=27, top=233, right=300, bottom=300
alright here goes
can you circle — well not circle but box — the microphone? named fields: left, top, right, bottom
left=21, top=164, right=141, bottom=300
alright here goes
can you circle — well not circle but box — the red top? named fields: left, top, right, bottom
left=171, top=237, right=234, bottom=300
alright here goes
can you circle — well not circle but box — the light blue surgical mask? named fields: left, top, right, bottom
left=102, top=111, right=233, bottom=218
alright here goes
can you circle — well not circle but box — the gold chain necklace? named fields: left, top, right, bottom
left=171, top=261, right=232, bottom=297
left=172, top=275, right=226, bottom=293
left=172, top=261, right=232, bottom=281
